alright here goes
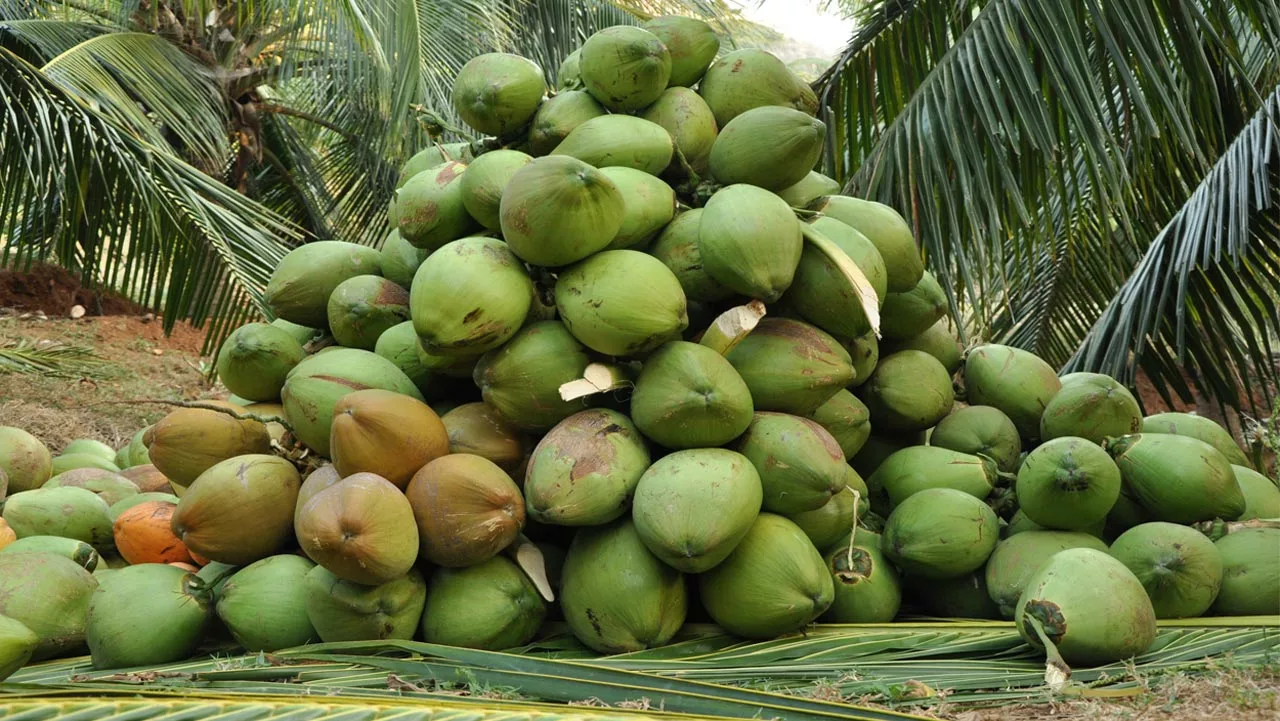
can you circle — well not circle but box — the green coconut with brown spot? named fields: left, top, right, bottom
left=410, top=237, right=533, bottom=357
left=726, top=318, right=854, bottom=416
left=500, top=156, right=625, bottom=267
left=709, top=106, right=826, bottom=191
left=523, top=410, right=650, bottom=527
left=697, top=48, right=817, bottom=127
left=396, top=161, right=477, bottom=251
left=844, top=330, right=879, bottom=389
left=473, top=321, right=592, bottom=432
left=2, top=487, right=113, bottom=549
left=264, top=241, right=381, bottom=328
left=579, top=26, right=671, bottom=112
left=855, top=350, right=954, bottom=433
left=528, top=91, right=605, bottom=156
left=379, top=229, right=428, bottom=291
left=555, top=250, right=688, bottom=357
left=641, top=16, right=719, bottom=87
left=1040, top=373, right=1142, bottom=445
left=630, top=341, right=753, bottom=449
left=929, top=405, right=1022, bottom=473
left=451, top=53, right=545, bottom=137
left=326, top=275, right=411, bottom=351
left=459, top=149, right=533, bottom=230
left=806, top=389, right=871, bottom=460
left=0, top=552, right=97, bottom=660
left=734, top=412, right=848, bottom=515
left=43, top=468, right=138, bottom=507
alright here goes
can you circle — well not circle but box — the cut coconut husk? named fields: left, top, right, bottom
left=930, top=405, right=1023, bottom=473
left=410, top=237, right=533, bottom=355
left=171, top=454, right=300, bottom=566
left=734, top=412, right=848, bottom=515
left=263, top=241, right=381, bottom=327
left=1141, top=412, right=1252, bottom=468
left=329, top=389, right=449, bottom=489
left=641, top=15, right=718, bottom=87
left=405, top=454, right=524, bottom=567
left=528, top=90, right=605, bottom=155
left=869, top=446, right=998, bottom=509
left=216, top=322, right=305, bottom=402
left=1110, top=522, right=1222, bottom=619
left=963, top=344, right=1062, bottom=442
left=2, top=486, right=113, bottom=549
left=1211, top=527, right=1279, bottom=616
left=726, top=318, right=854, bottom=416
left=709, top=106, right=825, bottom=191
left=474, top=321, right=593, bottom=432
left=985, top=530, right=1110, bottom=619
left=0, top=536, right=100, bottom=571
left=146, top=406, right=272, bottom=494
left=1040, top=373, right=1142, bottom=445
left=422, top=556, right=546, bottom=650
left=440, top=403, right=528, bottom=476
left=112, top=501, right=192, bottom=565
left=809, top=196, right=922, bottom=293
left=523, top=409, right=650, bottom=527
left=44, top=468, right=139, bottom=506
left=451, top=53, right=545, bottom=137
left=630, top=341, right=753, bottom=449
left=856, top=350, right=955, bottom=433
left=1017, top=437, right=1122, bottom=531
left=86, top=564, right=210, bottom=669
left=216, top=554, right=317, bottom=651
left=782, top=222, right=882, bottom=339
left=326, top=275, right=411, bottom=351
left=296, top=473, right=419, bottom=585
left=304, top=565, right=427, bottom=642
left=556, top=250, right=689, bottom=357
left=552, top=115, right=674, bottom=176
left=580, top=26, right=670, bottom=112
left=699, top=184, right=803, bottom=303
left=1234, top=465, right=1280, bottom=520
left=698, top=301, right=767, bottom=357
left=697, top=48, right=817, bottom=126
left=1106, top=433, right=1245, bottom=523
left=882, top=488, right=999, bottom=579
left=639, top=87, right=718, bottom=175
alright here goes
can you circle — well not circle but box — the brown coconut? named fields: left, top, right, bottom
left=146, top=405, right=272, bottom=495
left=119, top=464, right=173, bottom=493
left=404, top=454, right=525, bottom=567
left=440, top=403, right=528, bottom=476
left=329, top=390, right=449, bottom=489
left=171, top=454, right=301, bottom=565
left=295, top=472, right=419, bottom=585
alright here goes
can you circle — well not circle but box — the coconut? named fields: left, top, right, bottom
left=295, top=473, right=418, bottom=585
left=1017, top=437, right=1121, bottom=531
left=579, top=26, right=671, bottom=112
left=782, top=223, right=880, bottom=339
left=263, top=241, right=381, bottom=327
left=528, top=91, right=605, bottom=156
left=523, top=409, right=650, bottom=526
left=882, top=488, right=999, bottom=579
left=647, top=209, right=734, bottom=303
left=963, top=344, right=1062, bottom=441
left=500, top=156, right=625, bottom=267
left=396, top=161, right=478, bottom=251
left=217, top=555, right=317, bottom=652
left=451, top=53, right=545, bottom=136
left=806, top=390, right=872, bottom=461
left=406, top=454, right=524, bottom=567
left=1039, top=373, right=1142, bottom=445
left=172, top=454, right=300, bottom=565
left=441, top=403, right=528, bottom=475
left=1141, top=412, right=1251, bottom=467
left=802, top=214, right=889, bottom=293
left=0, top=614, right=37, bottom=681
left=844, top=330, right=880, bottom=388
left=852, top=432, right=925, bottom=481
left=112, top=501, right=191, bottom=565
left=474, top=322, right=592, bottom=432
left=984, top=531, right=1110, bottom=619
left=399, top=143, right=473, bottom=187
left=630, top=341, right=753, bottom=449
left=551, top=115, right=675, bottom=176
left=0, top=536, right=99, bottom=571
left=0, top=552, right=97, bottom=660
left=734, top=412, right=848, bottom=514
left=639, top=87, right=718, bottom=175
left=911, top=572, right=1002, bottom=619
left=697, top=48, right=817, bottom=126
left=146, top=406, right=272, bottom=493
left=560, top=519, right=687, bottom=653
left=329, top=389, right=449, bottom=489
left=599, top=167, right=676, bottom=250
left=1015, top=548, right=1157, bottom=666
left=929, top=405, right=1022, bottom=473
left=49, top=454, right=118, bottom=475
left=877, top=271, right=946, bottom=341
left=788, top=484, right=864, bottom=552
left=856, top=350, right=955, bottom=433
left=374, top=321, right=436, bottom=398
left=2, top=487, right=113, bottom=548
left=1104, top=490, right=1153, bottom=538
left=457, top=149, right=533, bottom=230
left=422, top=556, right=546, bottom=650
left=809, top=196, right=921, bottom=293
left=62, top=439, right=115, bottom=463
left=295, top=465, right=341, bottom=523
left=699, top=184, right=803, bottom=303
left=1005, top=508, right=1104, bottom=540
left=281, top=348, right=424, bottom=457
left=379, top=229, right=429, bottom=290
left=44, top=468, right=139, bottom=506
left=216, top=322, right=305, bottom=402
left=632, top=449, right=762, bottom=573
left=779, top=172, right=842, bottom=209
left=883, top=318, right=963, bottom=374
left=557, top=50, right=582, bottom=90
left=870, top=446, right=999, bottom=509
left=326, top=275, right=411, bottom=350
left=642, top=16, right=718, bottom=87
left=699, top=514, right=833, bottom=638
left=1234, top=465, right=1280, bottom=520
left=1212, top=528, right=1279, bottom=616
left=121, top=429, right=153, bottom=471
left=727, top=319, right=854, bottom=416
left=1109, top=522, right=1222, bottom=619
left=1106, top=434, right=1244, bottom=523
left=304, top=565, right=427, bottom=642
left=709, top=107, right=825, bottom=192
left=86, top=564, right=210, bottom=669
left=556, top=250, right=689, bottom=357
left=823, top=533, right=902, bottom=623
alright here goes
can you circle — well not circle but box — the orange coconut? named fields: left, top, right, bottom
left=113, top=501, right=194, bottom=565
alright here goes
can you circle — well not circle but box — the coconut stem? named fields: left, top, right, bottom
left=1023, top=612, right=1072, bottom=690
left=672, top=145, right=701, bottom=186
left=844, top=487, right=863, bottom=572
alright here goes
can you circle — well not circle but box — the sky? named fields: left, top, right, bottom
left=739, top=0, right=856, bottom=58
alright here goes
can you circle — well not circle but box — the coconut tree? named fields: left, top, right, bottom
left=815, top=0, right=1280, bottom=416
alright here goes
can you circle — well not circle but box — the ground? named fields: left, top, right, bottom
left=1, top=265, right=1276, bottom=720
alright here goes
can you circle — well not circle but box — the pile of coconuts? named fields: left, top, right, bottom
left=1, top=16, right=1277, bottom=678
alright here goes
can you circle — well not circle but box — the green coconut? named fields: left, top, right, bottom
left=270, top=318, right=318, bottom=348
left=473, top=321, right=592, bottom=432
left=930, top=405, right=1022, bottom=473
left=555, top=250, right=688, bottom=357
left=734, top=412, right=848, bottom=514
left=856, top=350, right=955, bottom=433
left=216, top=554, right=317, bottom=651
left=869, top=446, right=999, bottom=509
left=984, top=530, right=1110, bottom=619
left=822, top=534, right=902, bottom=623
left=699, top=184, right=803, bottom=303
left=807, top=216, right=890, bottom=300
left=699, top=513, right=833, bottom=638
left=552, top=115, right=674, bottom=176
left=882, top=488, right=999, bottom=579
left=1109, top=522, right=1222, bottom=619
left=326, top=275, right=411, bottom=351
left=630, top=341, right=753, bottom=449
left=726, top=318, right=854, bottom=415
left=632, top=449, right=763, bottom=573
left=883, top=319, right=963, bottom=374
left=296, top=473, right=419, bottom=585
left=579, top=26, right=671, bottom=112
left=86, top=564, right=210, bottom=669
left=709, top=106, right=825, bottom=191
left=122, top=427, right=153, bottom=469
left=374, top=322, right=435, bottom=398
left=451, top=53, right=545, bottom=136
left=852, top=432, right=926, bottom=480
left=263, top=241, right=382, bottom=328
left=1017, top=437, right=1121, bottom=530
left=44, top=468, right=139, bottom=506
left=788, top=484, right=865, bottom=552
left=779, top=172, right=841, bottom=209
left=880, top=271, right=947, bottom=341
left=528, top=91, right=605, bottom=156
left=422, top=556, right=546, bottom=650
left=844, top=330, right=880, bottom=389
left=647, top=209, right=734, bottom=303
left=809, top=196, right=921, bottom=293
left=1234, top=465, right=1280, bottom=520
left=1141, top=412, right=1251, bottom=468
left=963, top=344, right=1062, bottom=441
left=216, top=322, right=306, bottom=402
left=560, top=519, right=687, bottom=653
left=172, top=455, right=300, bottom=565
left=2, top=487, right=113, bottom=548
left=911, top=572, right=1002, bottom=619
left=281, top=348, right=423, bottom=456
left=557, top=50, right=582, bottom=90
left=62, top=439, right=116, bottom=463
left=379, top=229, right=429, bottom=290
left=781, top=223, right=879, bottom=339
left=304, top=565, right=427, bottom=642
left=441, top=403, right=528, bottom=476
left=806, top=389, right=871, bottom=461
left=697, top=48, right=818, bottom=126
left=410, top=237, right=533, bottom=355
left=523, top=409, right=650, bottom=527
left=1106, top=434, right=1245, bottom=523
left=396, top=161, right=477, bottom=251
left=399, top=143, right=474, bottom=187
left=1212, top=528, right=1279, bottom=616
left=49, top=454, right=119, bottom=475
left=599, top=167, right=676, bottom=250
left=0, top=536, right=99, bottom=571
left=500, top=156, right=625, bottom=267
left=1015, top=548, right=1157, bottom=666
left=1006, top=509, right=1106, bottom=540
left=1039, top=373, right=1142, bottom=445
left=0, top=614, right=37, bottom=681
left=1104, top=490, right=1153, bottom=538
left=0, top=552, right=97, bottom=660
left=459, top=149, right=534, bottom=230
left=639, top=87, right=718, bottom=175
left=642, top=16, right=718, bottom=87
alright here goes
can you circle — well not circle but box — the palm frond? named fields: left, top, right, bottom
left=0, top=338, right=104, bottom=378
